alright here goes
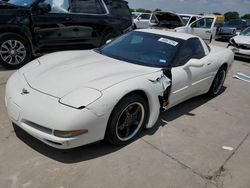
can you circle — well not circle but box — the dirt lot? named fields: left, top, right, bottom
left=0, top=41, right=250, bottom=188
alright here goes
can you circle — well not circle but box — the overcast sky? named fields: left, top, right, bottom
left=126, top=0, right=250, bottom=16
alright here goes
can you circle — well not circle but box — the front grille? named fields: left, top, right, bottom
left=238, top=44, right=250, bottom=50
left=21, top=119, right=52, bottom=135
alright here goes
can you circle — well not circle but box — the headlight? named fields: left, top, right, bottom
left=229, top=38, right=236, bottom=45
left=59, top=87, right=102, bottom=109
left=54, top=129, right=88, bottom=138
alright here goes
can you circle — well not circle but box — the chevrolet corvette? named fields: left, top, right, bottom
left=5, top=29, right=234, bottom=149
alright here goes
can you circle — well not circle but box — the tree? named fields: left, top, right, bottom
left=135, top=8, right=152, bottom=13
left=241, top=14, right=250, bottom=19
left=154, top=8, right=162, bottom=12
left=224, top=11, right=239, bottom=21
left=213, top=12, right=222, bottom=15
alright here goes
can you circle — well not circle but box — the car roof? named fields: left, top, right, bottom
left=136, top=29, right=196, bottom=40
left=178, top=14, right=201, bottom=17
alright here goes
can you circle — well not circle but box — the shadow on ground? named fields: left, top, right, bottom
left=13, top=87, right=226, bottom=163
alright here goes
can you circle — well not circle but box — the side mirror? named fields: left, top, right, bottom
left=183, top=59, right=204, bottom=69
left=105, top=39, right=113, bottom=44
left=137, top=17, right=141, bottom=21
left=37, top=2, right=51, bottom=13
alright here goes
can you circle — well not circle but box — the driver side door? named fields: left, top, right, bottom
left=168, top=38, right=212, bottom=108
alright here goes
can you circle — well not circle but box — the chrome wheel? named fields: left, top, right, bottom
left=0, top=40, right=26, bottom=65
left=213, top=70, right=226, bottom=95
left=115, top=102, right=145, bottom=141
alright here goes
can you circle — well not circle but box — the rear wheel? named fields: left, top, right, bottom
left=0, top=33, right=31, bottom=69
left=105, top=94, right=148, bottom=146
left=207, top=68, right=227, bottom=97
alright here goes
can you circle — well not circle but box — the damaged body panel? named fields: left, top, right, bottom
left=5, top=29, right=234, bottom=149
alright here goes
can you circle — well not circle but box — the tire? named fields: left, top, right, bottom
left=207, top=67, right=227, bottom=97
left=100, top=32, right=118, bottom=46
left=0, top=33, right=31, bottom=69
left=105, top=94, right=148, bottom=146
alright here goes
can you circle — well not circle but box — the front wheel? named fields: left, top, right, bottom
left=0, top=33, right=31, bottom=69
left=105, top=95, right=148, bottom=146
left=207, top=68, right=227, bottom=97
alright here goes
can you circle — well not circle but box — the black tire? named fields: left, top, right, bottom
left=0, top=33, right=31, bottom=69
left=207, top=67, right=227, bottom=97
left=105, top=94, right=148, bottom=146
left=100, top=32, right=118, bottom=46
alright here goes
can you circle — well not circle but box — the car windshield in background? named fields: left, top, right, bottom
left=100, top=31, right=183, bottom=68
left=240, top=27, right=250, bottom=36
left=180, top=15, right=190, bottom=25
left=1, top=0, right=36, bottom=7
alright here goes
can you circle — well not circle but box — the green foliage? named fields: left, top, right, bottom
left=241, top=14, right=250, bottom=19
left=213, top=12, right=222, bottom=15
left=224, top=11, right=239, bottom=21
left=135, top=8, right=152, bottom=13
left=154, top=8, right=162, bottom=12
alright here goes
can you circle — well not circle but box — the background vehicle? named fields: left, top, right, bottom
left=0, top=0, right=133, bottom=69
left=178, top=14, right=202, bottom=26
left=6, top=29, right=234, bottom=149
left=153, top=11, right=184, bottom=29
left=215, top=19, right=250, bottom=41
left=228, top=27, right=250, bottom=58
left=132, top=12, right=159, bottom=29
left=175, top=16, right=216, bottom=43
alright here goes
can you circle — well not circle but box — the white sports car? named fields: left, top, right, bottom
left=5, top=29, right=234, bottom=149
left=228, top=27, right=250, bottom=58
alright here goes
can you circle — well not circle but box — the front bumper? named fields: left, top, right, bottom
left=215, top=34, right=235, bottom=40
left=228, top=45, right=250, bottom=59
left=5, top=71, right=108, bottom=149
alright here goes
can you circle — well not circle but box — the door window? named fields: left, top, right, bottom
left=173, top=38, right=205, bottom=67
left=71, top=0, right=106, bottom=14
left=150, top=14, right=158, bottom=23
left=139, top=14, right=151, bottom=20
left=44, top=0, right=70, bottom=13
left=191, top=18, right=214, bottom=29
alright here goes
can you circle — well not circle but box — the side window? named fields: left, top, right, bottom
left=189, top=16, right=197, bottom=24
left=150, top=14, right=158, bottom=23
left=191, top=18, right=213, bottom=29
left=44, top=0, right=70, bottom=13
left=139, top=14, right=151, bottom=20
left=173, top=38, right=205, bottom=67
left=107, top=1, right=131, bottom=18
left=71, top=0, right=106, bottom=14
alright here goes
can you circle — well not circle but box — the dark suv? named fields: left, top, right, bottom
left=215, top=19, right=250, bottom=41
left=0, top=0, right=132, bottom=69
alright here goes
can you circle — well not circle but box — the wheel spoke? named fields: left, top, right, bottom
left=117, top=122, right=126, bottom=131
left=125, top=126, right=130, bottom=137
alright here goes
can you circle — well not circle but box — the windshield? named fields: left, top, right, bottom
left=180, top=15, right=191, bottom=25
left=240, top=27, right=250, bottom=36
left=1, top=0, right=37, bottom=7
left=99, top=31, right=183, bottom=68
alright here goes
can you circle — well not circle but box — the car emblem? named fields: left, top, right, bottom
left=21, top=88, right=29, bottom=95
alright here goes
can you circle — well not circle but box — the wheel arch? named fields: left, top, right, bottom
left=0, top=27, right=34, bottom=53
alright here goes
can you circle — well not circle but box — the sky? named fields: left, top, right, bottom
left=126, top=0, right=250, bottom=16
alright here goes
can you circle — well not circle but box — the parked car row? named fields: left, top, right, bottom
left=132, top=11, right=217, bottom=44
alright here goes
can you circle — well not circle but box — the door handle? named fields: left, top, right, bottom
left=205, top=30, right=211, bottom=33
left=65, top=17, right=72, bottom=21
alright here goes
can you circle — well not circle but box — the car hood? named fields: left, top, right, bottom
left=219, top=26, right=236, bottom=32
left=233, top=35, right=250, bottom=45
left=23, top=50, right=160, bottom=98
